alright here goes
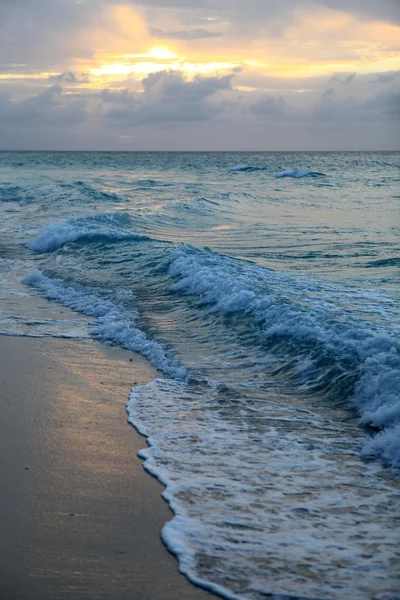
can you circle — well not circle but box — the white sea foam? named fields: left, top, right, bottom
left=27, top=212, right=146, bottom=253
left=128, top=378, right=400, bottom=599
left=275, top=169, right=325, bottom=178
left=362, top=423, right=400, bottom=468
left=23, top=270, right=187, bottom=380
left=167, top=245, right=400, bottom=468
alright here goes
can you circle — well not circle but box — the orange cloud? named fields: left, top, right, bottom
left=4, top=3, right=398, bottom=93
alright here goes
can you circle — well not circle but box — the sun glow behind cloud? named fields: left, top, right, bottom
left=0, top=0, right=399, bottom=150
left=89, top=53, right=241, bottom=84
left=87, top=39, right=242, bottom=86
left=1, top=3, right=399, bottom=92
left=61, top=4, right=400, bottom=90
left=148, top=47, right=178, bottom=60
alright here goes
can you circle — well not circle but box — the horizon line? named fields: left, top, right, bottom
left=0, top=149, right=399, bottom=153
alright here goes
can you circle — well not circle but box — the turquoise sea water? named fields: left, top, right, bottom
left=1, top=151, right=399, bottom=600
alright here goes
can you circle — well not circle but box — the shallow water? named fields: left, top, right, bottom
left=1, top=151, right=399, bottom=599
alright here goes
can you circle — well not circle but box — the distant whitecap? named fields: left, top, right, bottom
left=275, top=168, right=326, bottom=178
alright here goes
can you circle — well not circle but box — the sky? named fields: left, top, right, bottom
left=0, top=0, right=399, bottom=150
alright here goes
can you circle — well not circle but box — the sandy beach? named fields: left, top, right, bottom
left=0, top=334, right=215, bottom=600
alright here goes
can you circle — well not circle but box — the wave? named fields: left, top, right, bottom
left=167, top=245, right=400, bottom=468
left=131, top=178, right=174, bottom=188
left=229, top=165, right=264, bottom=172
left=275, top=169, right=326, bottom=178
left=23, top=222, right=400, bottom=468
left=163, top=197, right=225, bottom=219
left=364, top=257, right=400, bottom=268
left=26, top=213, right=148, bottom=253
left=23, top=269, right=187, bottom=380
left=60, top=180, right=124, bottom=203
left=0, top=183, right=33, bottom=205
left=362, top=422, right=400, bottom=467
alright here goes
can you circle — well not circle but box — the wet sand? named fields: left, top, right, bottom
left=0, top=335, right=215, bottom=600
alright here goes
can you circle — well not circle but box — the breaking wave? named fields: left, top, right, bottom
left=167, top=245, right=400, bottom=467
left=23, top=269, right=186, bottom=380
left=27, top=213, right=148, bottom=253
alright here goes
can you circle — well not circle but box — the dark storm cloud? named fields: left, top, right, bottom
left=150, top=27, right=222, bottom=40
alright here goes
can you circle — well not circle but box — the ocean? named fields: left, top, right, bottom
left=0, top=151, right=399, bottom=600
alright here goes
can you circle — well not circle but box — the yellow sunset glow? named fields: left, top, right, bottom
left=1, top=3, right=398, bottom=95
left=148, top=47, right=177, bottom=60
left=87, top=49, right=242, bottom=87
left=81, top=5, right=399, bottom=89
left=0, top=73, right=58, bottom=80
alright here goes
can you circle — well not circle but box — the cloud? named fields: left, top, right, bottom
left=0, top=74, right=398, bottom=150
left=0, top=0, right=97, bottom=68
left=182, top=16, right=226, bottom=26
left=48, top=71, right=90, bottom=84
left=249, top=95, right=286, bottom=117
left=318, top=0, right=400, bottom=25
left=127, top=0, right=211, bottom=7
left=102, top=69, right=234, bottom=125
left=136, top=0, right=400, bottom=26
left=0, top=1, right=149, bottom=70
left=329, top=72, right=356, bottom=85
left=150, top=27, right=222, bottom=40
left=100, top=89, right=135, bottom=104
left=0, top=0, right=398, bottom=150
left=364, top=90, right=400, bottom=117
left=374, top=71, right=400, bottom=84
left=142, top=69, right=233, bottom=99
left=313, top=87, right=347, bottom=120
left=0, top=84, right=88, bottom=127
left=312, top=85, right=400, bottom=123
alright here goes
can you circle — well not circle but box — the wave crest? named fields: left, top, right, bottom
left=275, top=169, right=326, bottom=178
left=0, top=183, right=33, bottom=205
left=26, top=212, right=147, bottom=253
left=23, top=269, right=187, bottom=380
left=167, top=244, right=400, bottom=468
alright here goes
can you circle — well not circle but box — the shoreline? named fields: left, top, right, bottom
left=0, top=334, right=215, bottom=600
